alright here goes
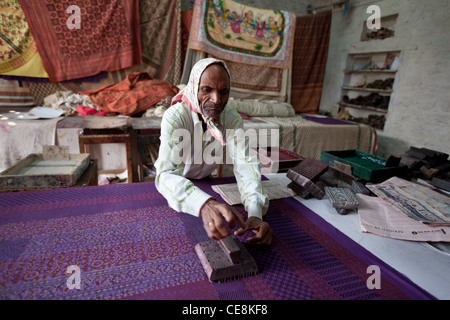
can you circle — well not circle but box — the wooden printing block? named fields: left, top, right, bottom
left=406, top=146, right=427, bottom=160
left=324, top=187, right=360, bottom=215
left=291, top=158, right=328, bottom=181
left=318, top=173, right=339, bottom=187
left=219, top=236, right=241, bottom=264
left=400, top=154, right=423, bottom=170
left=287, top=181, right=312, bottom=199
left=351, top=181, right=371, bottom=195
left=420, top=148, right=449, bottom=163
left=436, top=162, right=450, bottom=173
left=195, top=237, right=258, bottom=282
left=385, top=155, right=401, bottom=167
left=287, top=169, right=325, bottom=199
left=420, top=166, right=440, bottom=179
left=333, top=160, right=353, bottom=175
left=431, top=175, right=450, bottom=192
left=315, top=180, right=328, bottom=191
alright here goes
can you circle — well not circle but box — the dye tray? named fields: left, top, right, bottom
left=254, top=147, right=303, bottom=173
left=0, top=153, right=90, bottom=189
left=320, top=150, right=407, bottom=182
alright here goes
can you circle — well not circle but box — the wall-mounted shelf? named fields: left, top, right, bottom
left=341, top=86, right=393, bottom=94
left=344, top=69, right=397, bottom=74
left=339, top=51, right=401, bottom=130
left=338, top=102, right=388, bottom=113
left=361, top=14, right=398, bottom=41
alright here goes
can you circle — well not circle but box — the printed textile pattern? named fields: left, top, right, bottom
left=139, top=0, right=182, bottom=85
left=0, top=0, right=37, bottom=73
left=18, top=0, right=142, bottom=82
left=290, top=11, right=331, bottom=113
left=0, top=178, right=435, bottom=300
left=190, top=0, right=296, bottom=69
left=226, top=59, right=283, bottom=92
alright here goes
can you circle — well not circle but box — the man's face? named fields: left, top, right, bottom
left=198, top=64, right=230, bottom=122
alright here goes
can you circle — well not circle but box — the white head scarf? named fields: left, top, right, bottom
left=171, top=58, right=230, bottom=145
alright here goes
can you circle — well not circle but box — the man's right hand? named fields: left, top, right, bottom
left=199, top=198, right=246, bottom=241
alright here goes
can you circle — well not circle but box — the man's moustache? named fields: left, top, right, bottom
left=204, top=102, right=221, bottom=108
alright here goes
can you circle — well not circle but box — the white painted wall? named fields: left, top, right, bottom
left=320, top=0, right=450, bottom=157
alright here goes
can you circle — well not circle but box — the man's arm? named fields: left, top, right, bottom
left=225, top=107, right=272, bottom=245
left=154, top=104, right=213, bottom=217
left=225, top=108, right=269, bottom=220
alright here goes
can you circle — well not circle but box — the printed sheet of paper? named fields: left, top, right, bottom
left=357, top=193, right=450, bottom=242
left=366, top=177, right=450, bottom=226
left=212, top=179, right=296, bottom=206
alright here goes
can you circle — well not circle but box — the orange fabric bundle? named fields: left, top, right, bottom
left=82, top=72, right=179, bottom=116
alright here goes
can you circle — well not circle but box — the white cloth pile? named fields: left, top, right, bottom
left=43, top=90, right=99, bottom=116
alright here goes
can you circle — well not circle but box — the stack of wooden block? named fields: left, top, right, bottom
left=286, top=157, right=363, bottom=215
left=286, top=158, right=328, bottom=199
left=400, top=146, right=450, bottom=191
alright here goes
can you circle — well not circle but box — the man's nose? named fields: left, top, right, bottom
left=210, top=91, right=220, bottom=104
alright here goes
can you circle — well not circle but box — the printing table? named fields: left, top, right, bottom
left=0, top=174, right=447, bottom=301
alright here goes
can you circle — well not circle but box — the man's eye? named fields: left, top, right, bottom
left=201, top=87, right=212, bottom=93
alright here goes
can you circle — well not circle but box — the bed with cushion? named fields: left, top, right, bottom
left=229, top=98, right=377, bottom=160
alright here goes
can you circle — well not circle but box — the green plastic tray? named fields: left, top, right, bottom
left=320, top=150, right=407, bottom=182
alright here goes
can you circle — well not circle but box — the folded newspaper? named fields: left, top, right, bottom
left=211, top=179, right=296, bottom=206
left=357, top=193, right=450, bottom=242
left=366, top=177, right=450, bottom=226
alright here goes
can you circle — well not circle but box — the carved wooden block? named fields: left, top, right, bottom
left=325, top=187, right=359, bottom=215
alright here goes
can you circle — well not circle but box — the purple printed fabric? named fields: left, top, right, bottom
left=302, top=114, right=354, bottom=125
left=0, top=179, right=435, bottom=300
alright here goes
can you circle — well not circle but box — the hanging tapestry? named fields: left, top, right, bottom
left=291, top=11, right=332, bottom=113
left=0, top=0, right=40, bottom=75
left=139, top=0, right=182, bottom=85
left=18, top=0, right=142, bottom=83
left=189, top=0, right=296, bottom=69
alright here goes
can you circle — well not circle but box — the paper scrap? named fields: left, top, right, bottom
left=212, top=179, right=296, bottom=206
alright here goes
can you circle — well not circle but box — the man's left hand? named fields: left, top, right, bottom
left=234, top=217, right=273, bottom=246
